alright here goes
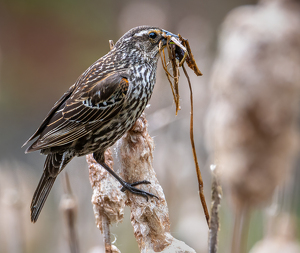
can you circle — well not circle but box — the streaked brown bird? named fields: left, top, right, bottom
left=23, top=26, right=179, bottom=222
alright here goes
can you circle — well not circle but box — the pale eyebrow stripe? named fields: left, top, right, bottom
left=134, top=29, right=161, bottom=37
left=135, top=30, right=149, bottom=37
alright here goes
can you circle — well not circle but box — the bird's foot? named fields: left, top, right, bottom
left=120, top=180, right=158, bottom=201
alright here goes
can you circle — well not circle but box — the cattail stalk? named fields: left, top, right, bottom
left=87, top=149, right=124, bottom=253
left=208, top=165, right=222, bottom=253
left=87, top=113, right=196, bottom=252
left=206, top=0, right=300, bottom=251
left=60, top=173, right=80, bottom=253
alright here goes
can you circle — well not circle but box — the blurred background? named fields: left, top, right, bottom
left=0, top=0, right=299, bottom=252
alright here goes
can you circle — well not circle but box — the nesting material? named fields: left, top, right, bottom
left=206, top=0, right=300, bottom=208
left=115, top=113, right=196, bottom=253
left=159, top=32, right=209, bottom=226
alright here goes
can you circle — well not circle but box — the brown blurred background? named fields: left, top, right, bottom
left=1, top=0, right=300, bottom=253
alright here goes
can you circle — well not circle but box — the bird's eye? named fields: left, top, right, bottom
left=149, top=32, right=157, bottom=39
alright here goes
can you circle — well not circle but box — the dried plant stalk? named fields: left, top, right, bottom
left=159, top=41, right=180, bottom=115
left=179, top=36, right=203, bottom=76
left=182, top=63, right=210, bottom=226
left=87, top=149, right=125, bottom=253
left=208, top=165, right=222, bottom=253
left=166, top=37, right=180, bottom=114
left=102, top=214, right=112, bottom=253
left=60, top=173, right=80, bottom=253
left=115, top=113, right=196, bottom=253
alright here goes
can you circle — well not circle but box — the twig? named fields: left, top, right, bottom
left=180, top=37, right=202, bottom=76
left=182, top=63, right=210, bottom=226
left=60, top=172, right=80, bottom=253
left=209, top=165, right=222, bottom=253
left=159, top=41, right=179, bottom=114
left=102, top=214, right=112, bottom=253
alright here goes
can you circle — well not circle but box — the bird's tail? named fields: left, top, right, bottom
left=31, top=153, right=72, bottom=222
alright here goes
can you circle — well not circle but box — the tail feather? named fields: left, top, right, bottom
left=31, top=172, right=56, bottom=222
left=30, top=153, right=72, bottom=223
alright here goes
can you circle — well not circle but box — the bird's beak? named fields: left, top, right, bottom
left=162, top=30, right=179, bottom=39
left=161, top=30, right=187, bottom=53
left=161, top=30, right=179, bottom=47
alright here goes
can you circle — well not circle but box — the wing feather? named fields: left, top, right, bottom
left=26, top=71, right=130, bottom=152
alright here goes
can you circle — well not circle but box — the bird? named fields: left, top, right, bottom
left=23, top=26, right=179, bottom=223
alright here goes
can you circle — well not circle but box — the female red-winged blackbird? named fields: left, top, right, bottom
left=23, top=26, right=179, bottom=222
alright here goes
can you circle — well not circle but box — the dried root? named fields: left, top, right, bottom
left=159, top=33, right=209, bottom=226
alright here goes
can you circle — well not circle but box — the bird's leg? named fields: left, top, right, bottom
left=93, top=152, right=158, bottom=201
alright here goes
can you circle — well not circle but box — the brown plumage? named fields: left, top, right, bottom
left=24, top=26, right=179, bottom=222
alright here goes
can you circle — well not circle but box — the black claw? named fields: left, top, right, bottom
left=120, top=181, right=158, bottom=200
left=93, top=160, right=159, bottom=200
left=130, top=180, right=151, bottom=187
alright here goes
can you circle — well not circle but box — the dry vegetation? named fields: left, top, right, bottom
left=206, top=0, right=300, bottom=252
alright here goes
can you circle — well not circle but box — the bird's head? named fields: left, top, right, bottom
left=113, top=26, right=179, bottom=62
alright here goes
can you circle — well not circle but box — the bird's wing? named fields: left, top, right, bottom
left=25, top=71, right=130, bottom=152
left=63, top=71, right=129, bottom=123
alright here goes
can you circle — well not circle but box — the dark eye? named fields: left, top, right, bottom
left=149, top=32, right=157, bottom=39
